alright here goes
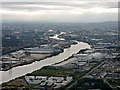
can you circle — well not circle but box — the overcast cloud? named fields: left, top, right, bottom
left=1, top=0, right=118, bottom=23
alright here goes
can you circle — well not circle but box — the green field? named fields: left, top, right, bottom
left=27, top=67, right=84, bottom=78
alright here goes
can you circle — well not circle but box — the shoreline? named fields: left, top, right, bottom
left=51, top=48, right=89, bottom=66
left=2, top=49, right=64, bottom=71
left=2, top=38, right=78, bottom=71
left=1, top=41, right=91, bottom=85
left=1, top=47, right=89, bottom=86
left=2, top=42, right=76, bottom=71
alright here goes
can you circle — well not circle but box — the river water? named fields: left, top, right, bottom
left=0, top=35, right=91, bottom=84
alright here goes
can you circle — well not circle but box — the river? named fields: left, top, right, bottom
left=0, top=34, right=91, bottom=84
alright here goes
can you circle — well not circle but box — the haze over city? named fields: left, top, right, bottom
left=1, top=0, right=118, bottom=23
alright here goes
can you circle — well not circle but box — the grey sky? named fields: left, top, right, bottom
left=1, top=0, right=118, bottom=23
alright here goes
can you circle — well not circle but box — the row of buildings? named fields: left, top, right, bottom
left=25, top=76, right=73, bottom=89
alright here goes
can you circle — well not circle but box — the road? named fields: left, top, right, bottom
left=66, top=60, right=106, bottom=89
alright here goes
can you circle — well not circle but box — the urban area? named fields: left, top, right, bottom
left=1, top=21, right=120, bottom=90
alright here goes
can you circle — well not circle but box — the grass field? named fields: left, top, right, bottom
left=27, top=68, right=84, bottom=78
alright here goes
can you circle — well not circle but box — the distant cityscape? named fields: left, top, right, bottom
left=0, top=21, right=120, bottom=89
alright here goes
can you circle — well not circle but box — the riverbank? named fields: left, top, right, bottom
left=1, top=46, right=91, bottom=89
left=0, top=41, right=90, bottom=85
left=2, top=54, right=51, bottom=71
left=52, top=48, right=89, bottom=66
left=2, top=49, right=64, bottom=71
left=2, top=40, right=76, bottom=71
left=2, top=34, right=77, bottom=71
